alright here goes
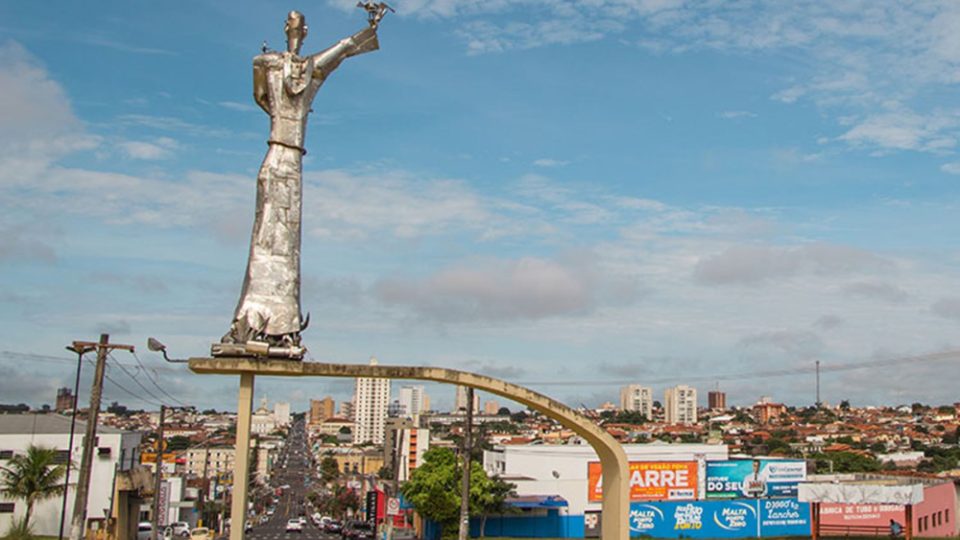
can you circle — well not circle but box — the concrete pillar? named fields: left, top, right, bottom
left=230, top=373, right=255, bottom=540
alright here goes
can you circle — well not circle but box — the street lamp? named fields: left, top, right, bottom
left=59, top=343, right=95, bottom=540
left=147, top=337, right=188, bottom=363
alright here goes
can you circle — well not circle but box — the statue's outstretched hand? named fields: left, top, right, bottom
left=357, top=1, right=394, bottom=28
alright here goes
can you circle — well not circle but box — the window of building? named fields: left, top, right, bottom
left=53, top=450, right=70, bottom=464
left=0, top=503, right=14, bottom=513
left=0, top=450, right=13, bottom=460
left=946, top=509, right=951, bottom=523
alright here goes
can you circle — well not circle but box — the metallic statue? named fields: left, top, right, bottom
left=215, top=7, right=389, bottom=359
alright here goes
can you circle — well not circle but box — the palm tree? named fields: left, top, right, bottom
left=0, top=445, right=67, bottom=533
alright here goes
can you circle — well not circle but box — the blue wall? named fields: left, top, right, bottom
left=469, top=510, right=584, bottom=538
left=454, top=499, right=810, bottom=538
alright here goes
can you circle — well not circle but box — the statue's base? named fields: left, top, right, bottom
left=211, top=341, right=305, bottom=360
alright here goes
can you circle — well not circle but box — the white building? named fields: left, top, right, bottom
left=619, top=385, right=653, bottom=419
left=353, top=357, right=391, bottom=445
left=0, top=414, right=142, bottom=537
left=455, top=385, right=480, bottom=414
left=665, top=385, right=698, bottom=425
left=398, top=386, right=426, bottom=420
left=273, top=402, right=291, bottom=427
left=483, top=443, right=728, bottom=518
left=251, top=397, right=277, bottom=435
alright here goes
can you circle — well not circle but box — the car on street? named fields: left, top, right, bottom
left=137, top=522, right=152, bottom=540
left=169, top=522, right=190, bottom=537
left=259, top=515, right=269, bottom=525
left=324, top=520, right=342, bottom=533
left=341, top=520, right=374, bottom=540
left=286, top=519, right=303, bottom=533
left=245, top=520, right=254, bottom=533
left=189, top=527, right=211, bottom=540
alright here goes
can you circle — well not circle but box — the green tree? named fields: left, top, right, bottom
left=319, top=456, right=340, bottom=483
left=401, top=447, right=514, bottom=538
left=0, top=445, right=67, bottom=534
left=472, top=473, right=516, bottom=537
left=166, top=435, right=192, bottom=451
left=401, top=448, right=460, bottom=535
left=813, top=451, right=881, bottom=473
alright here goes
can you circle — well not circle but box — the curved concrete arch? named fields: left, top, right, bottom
left=189, top=358, right=629, bottom=540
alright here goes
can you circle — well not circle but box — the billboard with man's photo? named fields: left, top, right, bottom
left=706, top=459, right=806, bottom=499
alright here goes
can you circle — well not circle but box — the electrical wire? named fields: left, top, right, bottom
left=86, top=357, right=164, bottom=408
left=129, top=350, right=188, bottom=407
left=106, top=352, right=169, bottom=405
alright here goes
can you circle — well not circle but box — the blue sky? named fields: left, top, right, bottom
left=2, top=0, right=960, bottom=413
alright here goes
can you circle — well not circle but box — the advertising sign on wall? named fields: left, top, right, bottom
left=706, top=459, right=806, bottom=499
left=627, top=498, right=810, bottom=538
left=588, top=461, right=698, bottom=502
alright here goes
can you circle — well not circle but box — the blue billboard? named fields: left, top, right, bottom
left=628, top=498, right=809, bottom=538
left=705, top=459, right=806, bottom=499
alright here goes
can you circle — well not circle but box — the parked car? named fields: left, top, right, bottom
left=189, top=527, right=211, bottom=540
left=137, top=522, right=152, bottom=540
left=259, top=515, right=270, bottom=525
left=170, top=522, right=191, bottom=537
left=286, top=519, right=303, bottom=533
left=324, top=520, right=342, bottom=534
left=245, top=520, right=254, bottom=533
left=341, top=520, right=374, bottom=540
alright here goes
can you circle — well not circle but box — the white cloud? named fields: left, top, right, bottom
left=940, top=162, right=960, bottom=175
left=837, top=110, right=959, bottom=153
left=693, top=243, right=890, bottom=285
left=373, top=254, right=642, bottom=323
left=718, top=110, right=757, bottom=119
left=842, top=281, right=908, bottom=303
left=118, top=137, right=178, bottom=160
left=931, top=297, right=960, bottom=321
left=533, top=158, right=569, bottom=167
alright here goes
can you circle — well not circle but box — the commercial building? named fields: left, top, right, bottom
left=353, top=357, right=391, bottom=445
left=398, top=385, right=426, bottom=419
left=455, top=385, right=480, bottom=414
left=483, top=443, right=729, bottom=531
left=273, top=402, right=291, bottom=427
left=708, top=390, right=727, bottom=411
left=309, top=397, right=336, bottom=426
left=484, top=400, right=501, bottom=416
left=619, top=385, right=653, bottom=419
left=55, top=387, right=75, bottom=413
left=665, top=385, right=698, bottom=425
left=0, top=414, right=142, bottom=537
left=383, top=418, right=430, bottom=481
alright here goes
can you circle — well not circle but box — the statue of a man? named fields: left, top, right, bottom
left=217, top=10, right=384, bottom=358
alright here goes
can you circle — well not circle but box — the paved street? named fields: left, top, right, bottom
left=246, top=419, right=337, bottom=540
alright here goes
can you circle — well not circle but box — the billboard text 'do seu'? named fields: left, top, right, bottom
left=588, top=461, right=698, bottom=502
left=706, top=459, right=806, bottom=499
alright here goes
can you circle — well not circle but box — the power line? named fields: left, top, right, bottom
left=129, top=350, right=188, bottom=407
left=106, top=353, right=169, bottom=406
left=86, top=357, right=164, bottom=409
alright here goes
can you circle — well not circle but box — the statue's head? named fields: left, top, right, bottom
left=284, top=11, right=308, bottom=54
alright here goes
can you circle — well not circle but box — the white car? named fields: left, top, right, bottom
left=137, top=522, right=152, bottom=540
left=286, top=519, right=303, bottom=533
left=170, top=522, right=191, bottom=537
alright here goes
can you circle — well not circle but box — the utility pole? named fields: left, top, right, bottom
left=59, top=343, right=94, bottom=540
left=68, top=334, right=134, bottom=540
left=152, top=405, right=167, bottom=540
left=458, top=387, right=473, bottom=540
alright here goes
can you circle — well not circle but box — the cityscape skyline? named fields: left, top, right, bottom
left=2, top=1, right=960, bottom=412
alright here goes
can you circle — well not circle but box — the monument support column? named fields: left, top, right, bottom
left=230, top=372, right=255, bottom=540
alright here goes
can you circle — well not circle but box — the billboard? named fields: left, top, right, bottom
left=588, top=461, right=698, bottom=502
left=706, top=459, right=806, bottom=499
left=628, top=498, right=810, bottom=538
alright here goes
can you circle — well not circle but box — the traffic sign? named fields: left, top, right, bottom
left=386, top=497, right=400, bottom=516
